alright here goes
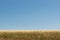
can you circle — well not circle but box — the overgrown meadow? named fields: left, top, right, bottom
left=0, top=31, right=60, bottom=40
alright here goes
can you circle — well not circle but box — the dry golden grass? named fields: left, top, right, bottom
left=0, top=30, right=60, bottom=40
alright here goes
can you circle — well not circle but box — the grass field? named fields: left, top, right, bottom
left=0, top=30, right=60, bottom=40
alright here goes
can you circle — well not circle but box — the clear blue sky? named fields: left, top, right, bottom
left=0, top=0, right=60, bottom=30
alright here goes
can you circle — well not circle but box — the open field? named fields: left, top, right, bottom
left=0, top=30, right=60, bottom=40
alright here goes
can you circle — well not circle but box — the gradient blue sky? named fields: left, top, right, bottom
left=0, top=0, right=60, bottom=30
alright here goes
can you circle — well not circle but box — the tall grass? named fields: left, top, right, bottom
left=0, top=31, right=60, bottom=40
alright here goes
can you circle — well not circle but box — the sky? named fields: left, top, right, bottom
left=0, top=0, right=60, bottom=30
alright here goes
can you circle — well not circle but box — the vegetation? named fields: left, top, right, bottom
left=0, top=31, right=60, bottom=40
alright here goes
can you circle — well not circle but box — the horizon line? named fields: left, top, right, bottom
left=0, top=30, right=60, bottom=32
